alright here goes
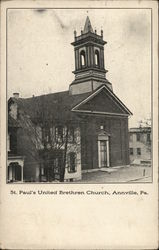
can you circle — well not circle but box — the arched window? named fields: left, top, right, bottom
left=95, top=50, right=100, bottom=66
left=80, top=50, right=86, bottom=67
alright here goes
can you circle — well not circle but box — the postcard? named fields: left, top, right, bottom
left=0, top=0, right=158, bottom=249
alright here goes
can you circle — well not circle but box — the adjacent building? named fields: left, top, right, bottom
left=7, top=113, right=25, bottom=182
left=7, top=16, right=132, bottom=182
left=129, top=126, right=151, bottom=165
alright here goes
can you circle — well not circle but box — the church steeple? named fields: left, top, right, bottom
left=83, top=16, right=93, bottom=33
left=69, top=16, right=112, bottom=95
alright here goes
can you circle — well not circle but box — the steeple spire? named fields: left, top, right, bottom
left=83, top=16, right=93, bottom=33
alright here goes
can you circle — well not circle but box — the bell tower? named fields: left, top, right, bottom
left=69, top=16, right=112, bottom=95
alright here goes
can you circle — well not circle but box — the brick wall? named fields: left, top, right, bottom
left=80, top=116, right=129, bottom=169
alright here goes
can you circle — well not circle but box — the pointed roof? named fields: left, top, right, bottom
left=83, top=16, right=93, bottom=33
left=71, top=84, right=132, bottom=116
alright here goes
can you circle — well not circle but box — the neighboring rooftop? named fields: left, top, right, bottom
left=129, top=127, right=151, bottom=133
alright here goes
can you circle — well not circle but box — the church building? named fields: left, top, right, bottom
left=7, top=17, right=132, bottom=182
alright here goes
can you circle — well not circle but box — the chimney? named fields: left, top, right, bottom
left=13, top=93, right=19, bottom=99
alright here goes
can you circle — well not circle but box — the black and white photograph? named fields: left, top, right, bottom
left=1, top=1, right=158, bottom=249
left=7, top=8, right=152, bottom=183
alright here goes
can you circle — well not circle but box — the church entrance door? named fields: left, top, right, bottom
left=98, top=134, right=110, bottom=168
left=100, top=140, right=107, bottom=167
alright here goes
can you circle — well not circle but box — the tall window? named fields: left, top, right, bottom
left=68, top=127, right=75, bottom=143
left=55, top=126, right=63, bottom=142
left=136, top=133, right=140, bottom=141
left=68, top=152, right=76, bottom=173
left=129, top=148, right=133, bottom=155
left=129, top=134, right=133, bottom=142
left=80, top=50, right=86, bottom=67
left=137, top=148, right=141, bottom=155
left=45, top=127, right=50, bottom=143
left=147, top=133, right=151, bottom=142
left=53, top=158, right=59, bottom=173
left=95, top=50, right=100, bottom=66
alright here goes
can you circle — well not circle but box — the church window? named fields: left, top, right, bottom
left=68, top=127, right=75, bottom=143
left=129, top=148, right=133, bottom=155
left=42, top=127, right=50, bottom=144
left=147, top=133, right=151, bottom=142
left=95, top=50, right=100, bottom=66
left=137, top=148, right=141, bottom=155
left=45, top=127, right=50, bottom=143
left=80, top=50, right=86, bottom=67
left=129, top=134, right=133, bottom=142
left=55, top=126, right=64, bottom=142
left=68, top=152, right=76, bottom=173
left=136, top=133, right=140, bottom=141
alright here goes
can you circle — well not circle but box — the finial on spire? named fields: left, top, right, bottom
left=74, top=30, right=77, bottom=38
left=101, top=29, right=103, bottom=38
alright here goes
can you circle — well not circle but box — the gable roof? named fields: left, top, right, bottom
left=8, top=84, right=132, bottom=125
left=72, top=85, right=132, bottom=116
left=9, top=90, right=91, bottom=123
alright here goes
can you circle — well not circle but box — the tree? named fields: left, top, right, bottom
left=138, top=117, right=151, bottom=128
left=16, top=95, right=71, bottom=182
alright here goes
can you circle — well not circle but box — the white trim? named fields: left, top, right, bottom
left=106, top=140, right=110, bottom=167
left=21, top=161, right=24, bottom=182
left=8, top=159, right=24, bottom=182
left=71, top=85, right=132, bottom=115
left=98, top=137, right=110, bottom=168
left=98, top=140, right=101, bottom=168
left=72, top=109, right=129, bottom=117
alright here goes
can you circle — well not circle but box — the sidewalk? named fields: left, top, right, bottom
left=76, top=165, right=152, bottom=183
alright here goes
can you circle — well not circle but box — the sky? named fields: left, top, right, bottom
left=7, top=8, right=151, bottom=127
